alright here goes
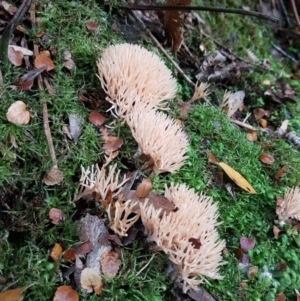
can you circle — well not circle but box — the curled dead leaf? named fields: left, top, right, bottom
left=63, top=248, right=77, bottom=261
left=49, top=208, right=65, bottom=225
left=246, top=131, right=257, bottom=142
left=34, top=51, right=55, bottom=71
left=253, top=108, right=265, bottom=120
left=135, top=178, right=153, bottom=198
left=6, top=101, right=30, bottom=125
left=275, top=292, right=286, bottom=301
left=207, top=152, right=218, bottom=164
left=80, top=268, right=103, bottom=295
left=259, top=118, right=267, bottom=128
left=0, top=287, right=28, bottom=301
left=88, top=111, right=105, bottom=128
left=240, top=237, right=255, bottom=252
left=53, top=285, right=79, bottom=301
left=259, top=153, right=275, bottom=165
left=86, top=22, right=98, bottom=32
left=103, top=137, right=123, bottom=155
left=8, top=47, right=23, bottom=66
left=274, top=166, right=285, bottom=179
left=50, top=243, right=63, bottom=261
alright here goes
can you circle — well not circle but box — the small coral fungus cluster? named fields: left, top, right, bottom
left=75, top=43, right=225, bottom=293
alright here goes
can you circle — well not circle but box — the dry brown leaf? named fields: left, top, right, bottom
left=8, top=47, right=23, bottom=66
left=64, top=59, right=75, bottom=70
left=103, top=136, right=123, bottom=155
left=6, top=101, right=30, bottom=125
left=80, top=268, right=103, bottom=295
left=88, top=111, right=105, bottom=128
left=275, top=292, right=286, bottom=301
left=100, top=251, right=121, bottom=278
left=246, top=131, right=257, bottom=142
left=34, top=51, right=55, bottom=71
left=49, top=208, right=65, bottom=225
left=0, top=287, right=28, bottom=301
left=43, top=166, right=64, bottom=185
left=53, top=285, right=79, bottom=301
left=50, top=243, right=63, bottom=261
left=259, top=118, right=267, bottom=128
left=75, top=241, right=92, bottom=255
left=273, top=225, right=280, bottom=239
left=86, top=22, right=98, bottom=32
left=63, top=248, right=77, bottom=261
left=239, top=237, right=255, bottom=252
left=17, top=79, right=34, bottom=91
left=1, top=1, right=18, bottom=14
left=164, top=0, right=191, bottom=53
left=135, top=178, right=153, bottom=198
left=253, top=108, right=265, bottom=120
left=207, top=152, right=218, bottom=164
left=217, top=162, right=256, bottom=194
left=274, top=166, right=285, bottom=179
left=259, top=153, right=275, bottom=165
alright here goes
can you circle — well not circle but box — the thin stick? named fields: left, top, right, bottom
left=291, top=0, right=300, bottom=29
left=272, top=43, right=298, bottom=63
left=136, top=253, right=156, bottom=277
left=120, top=4, right=279, bottom=23
left=130, top=11, right=195, bottom=87
left=230, top=119, right=258, bottom=131
left=30, top=1, right=57, bottom=167
left=277, top=0, right=291, bottom=27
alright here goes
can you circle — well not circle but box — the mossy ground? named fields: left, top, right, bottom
left=0, top=0, right=300, bottom=300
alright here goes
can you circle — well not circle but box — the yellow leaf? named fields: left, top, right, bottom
left=217, top=162, right=256, bottom=194
left=0, top=287, right=28, bottom=301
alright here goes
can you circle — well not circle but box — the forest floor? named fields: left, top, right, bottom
left=0, top=0, right=300, bottom=300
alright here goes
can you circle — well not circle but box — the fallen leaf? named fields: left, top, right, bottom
left=44, top=78, right=56, bottom=94
left=1, top=1, right=18, bottom=14
left=36, top=28, right=45, bottom=38
left=8, top=47, right=23, bottom=66
left=234, top=249, right=250, bottom=265
left=107, top=234, right=123, bottom=247
left=49, top=208, right=65, bottom=225
left=274, top=263, right=287, bottom=271
left=53, top=285, right=79, bottom=301
left=88, top=111, right=105, bottom=128
left=9, top=45, right=33, bottom=56
left=240, top=237, right=255, bottom=252
left=273, top=225, right=280, bottom=239
left=50, top=243, right=63, bottom=261
left=207, top=152, right=218, bottom=164
left=62, top=50, right=72, bottom=60
left=86, top=22, right=98, bottom=32
left=164, top=0, right=191, bottom=53
left=63, top=248, right=77, bottom=261
left=103, top=137, right=123, bottom=155
left=0, top=287, right=28, bottom=301
left=259, top=118, right=267, bottom=128
left=275, top=292, right=286, bottom=301
left=247, top=266, right=258, bottom=279
left=69, top=114, right=82, bottom=144
left=80, top=268, right=103, bottom=295
left=274, top=166, right=285, bottom=179
left=34, top=51, right=55, bottom=71
left=246, top=131, right=257, bottom=142
left=100, top=251, right=121, bottom=278
left=6, top=101, right=30, bottom=125
left=253, top=108, right=265, bottom=120
left=16, top=79, right=34, bottom=91
left=135, top=178, right=153, bottom=198
left=217, top=162, right=256, bottom=194
left=259, top=153, right=275, bottom=165
left=43, top=166, right=64, bottom=185
left=64, top=59, right=75, bottom=70
left=75, top=241, right=92, bottom=256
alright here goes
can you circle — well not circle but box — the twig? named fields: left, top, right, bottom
left=291, top=0, right=300, bottom=30
left=136, top=253, right=156, bottom=277
left=272, top=43, right=298, bottom=63
left=120, top=4, right=279, bottom=23
left=230, top=119, right=258, bottom=131
left=0, top=0, right=32, bottom=62
left=277, top=0, right=291, bottom=27
left=130, top=11, right=195, bottom=87
left=30, top=1, right=57, bottom=167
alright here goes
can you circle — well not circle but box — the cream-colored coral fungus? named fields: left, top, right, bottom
left=74, top=161, right=129, bottom=203
left=97, top=43, right=177, bottom=118
left=220, top=90, right=245, bottom=118
left=140, top=183, right=226, bottom=292
left=126, top=106, right=189, bottom=174
left=276, top=186, right=300, bottom=224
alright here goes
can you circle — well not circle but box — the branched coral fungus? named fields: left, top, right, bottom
left=140, top=183, right=225, bottom=292
left=74, top=160, right=129, bottom=203
left=220, top=90, right=245, bottom=118
left=276, top=186, right=300, bottom=224
left=126, top=106, right=189, bottom=174
left=97, top=43, right=177, bottom=118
